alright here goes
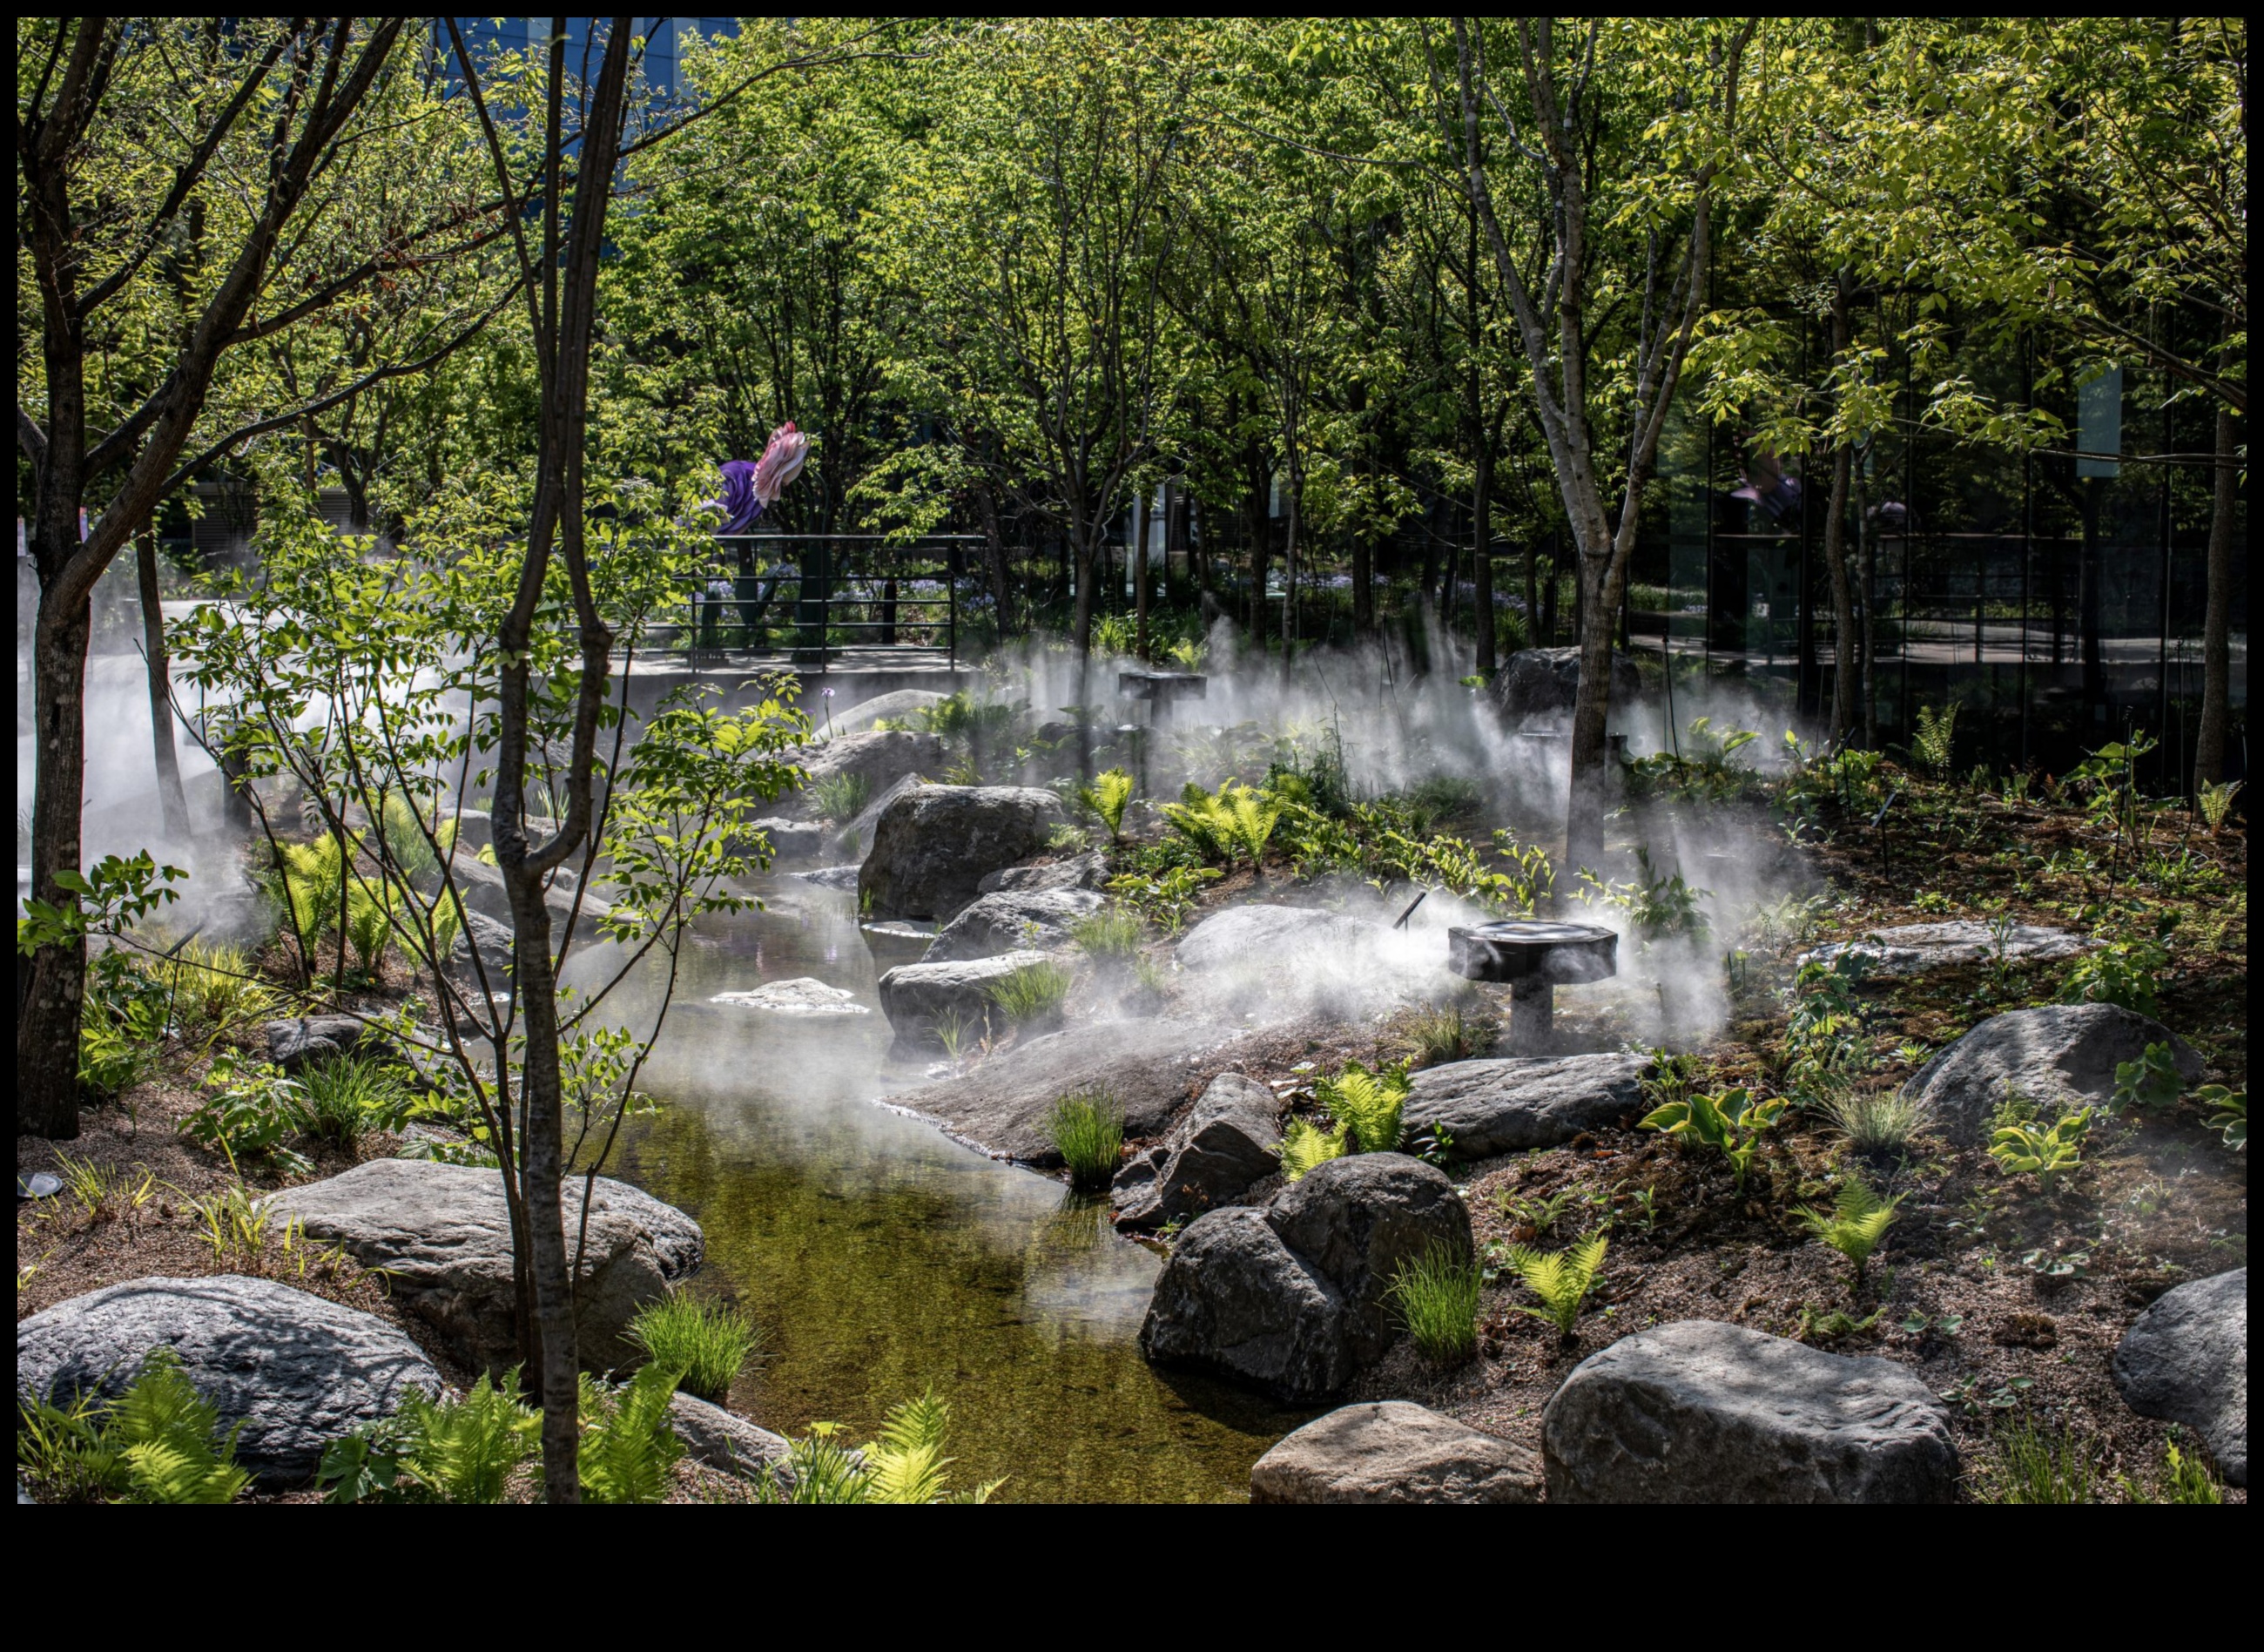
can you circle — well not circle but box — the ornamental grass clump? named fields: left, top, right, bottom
left=1070, top=907, right=1144, bottom=965
left=1388, top=1242, right=1483, bottom=1363
left=295, top=1055, right=414, bottom=1147
left=625, top=1293, right=767, bottom=1402
left=1043, top=1088, right=1124, bottom=1189
left=987, top=960, right=1073, bottom=1026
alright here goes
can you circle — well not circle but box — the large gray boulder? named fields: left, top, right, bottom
left=738, top=818, right=827, bottom=863
left=1270, top=1153, right=1472, bottom=1365
left=977, top=853, right=1113, bottom=896
left=884, top=1016, right=1238, bottom=1163
left=265, top=1015, right=397, bottom=1074
left=1801, top=920, right=2089, bottom=978
left=1403, top=1052, right=1648, bottom=1161
left=1250, top=1401, right=1541, bottom=1505
left=15, top=1275, right=441, bottom=1489
left=1176, top=905, right=1467, bottom=1022
left=876, top=950, right=1050, bottom=1055
left=265, top=1160, right=702, bottom=1374
left=1901, top=1003, right=2203, bottom=1142
left=449, top=907, right=515, bottom=981
left=858, top=785, right=1068, bottom=920
left=922, top=887, right=1105, bottom=962
left=1112, top=1072, right=1282, bottom=1230
left=1542, top=1321, right=1957, bottom=1503
left=2112, top=1268, right=2247, bottom=1487
left=1494, top=646, right=1643, bottom=727
left=785, top=730, right=943, bottom=819
left=667, top=1392, right=794, bottom=1483
left=1138, top=1208, right=1351, bottom=1402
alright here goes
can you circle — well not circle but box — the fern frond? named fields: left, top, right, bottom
left=1279, top=1116, right=1349, bottom=1182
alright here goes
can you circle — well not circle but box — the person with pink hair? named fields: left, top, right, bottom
left=707, top=422, right=812, bottom=643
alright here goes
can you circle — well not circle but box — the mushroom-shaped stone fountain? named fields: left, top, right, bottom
left=1446, top=919, right=1618, bottom=1055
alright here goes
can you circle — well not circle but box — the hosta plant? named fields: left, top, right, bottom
left=1989, top=1107, right=2092, bottom=1191
left=1641, top=1086, right=1788, bottom=1191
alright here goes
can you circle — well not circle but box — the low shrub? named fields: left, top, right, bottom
left=625, top=1293, right=766, bottom=1402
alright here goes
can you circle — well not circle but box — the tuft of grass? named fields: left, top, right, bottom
left=1402, top=1004, right=1484, bottom=1067
left=2153, top=1434, right=2226, bottom=1504
left=50, top=1152, right=155, bottom=1226
left=1041, top=1088, right=1124, bottom=1190
left=1070, top=907, right=1144, bottom=964
left=295, top=1055, right=414, bottom=1148
left=624, top=1293, right=766, bottom=1403
left=1792, top=1176, right=1903, bottom=1282
left=1501, top=1232, right=1609, bottom=1339
left=1982, top=1414, right=2100, bottom=1504
left=165, top=941, right=273, bottom=1030
left=810, top=772, right=871, bottom=823
left=1387, top=1241, right=1483, bottom=1363
left=987, top=960, right=1073, bottom=1025
left=1818, top=1083, right=1926, bottom=1156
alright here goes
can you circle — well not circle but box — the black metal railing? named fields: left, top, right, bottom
left=664, top=533, right=980, bottom=670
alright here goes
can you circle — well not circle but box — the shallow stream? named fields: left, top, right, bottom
left=581, top=875, right=1309, bottom=1502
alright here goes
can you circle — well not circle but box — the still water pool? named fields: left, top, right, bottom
left=583, top=875, right=1308, bottom=1502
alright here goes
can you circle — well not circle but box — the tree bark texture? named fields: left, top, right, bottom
left=2193, top=390, right=2238, bottom=787
left=137, top=533, right=191, bottom=839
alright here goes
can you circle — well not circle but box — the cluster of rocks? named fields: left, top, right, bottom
left=1141, top=1152, right=1472, bottom=1400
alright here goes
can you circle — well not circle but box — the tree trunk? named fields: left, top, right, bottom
left=1473, top=442, right=1497, bottom=674
left=1071, top=520, right=1096, bottom=654
left=18, top=593, right=93, bottom=1139
left=2194, top=388, right=2237, bottom=787
left=1133, top=488, right=1151, bottom=660
left=136, top=533, right=191, bottom=839
left=974, top=482, right=1013, bottom=637
left=1246, top=468, right=1271, bottom=636
left=1565, top=548, right=1621, bottom=876
left=1823, top=283, right=1859, bottom=745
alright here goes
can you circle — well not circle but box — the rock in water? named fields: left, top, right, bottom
left=1269, top=1153, right=1472, bottom=1365
left=1176, top=905, right=1467, bottom=1022
left=737, top=818, right=827, bottom=863
left=883, top=1016, right=1239, bottom=1161
left=875, top=950, right=1050, bottom=1055
left=2112, top=1268, right=2247, bottom=1487
left=711, top=977, right=868, bottom=1015
left=1112, top=1072, right=1282, bottom=1230
left=1138, top=1208, right=1350, bottom=1402
left=265, top=1160, right=702, bottom=1373
left=1402, top=1052, right=1648, bottom=1161
left=1799, top=920, right=2088, bottom=977
left=1542, top=1321, right=1957, bottom=1503
left=1250, top=1402, right=1540, bottom=1504
left=1901, top=1003, right=2202, bottom=1142
left=921, top=887, right=1105, bottom=962
left=15, top=1275, right=441, bottom=1488
left=782, top=730, right=944, bottom=819
left=857, top=785, right=1067, bottom=921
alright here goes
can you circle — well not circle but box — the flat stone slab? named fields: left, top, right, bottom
left=1250, top=1401, right=1540, bottom=1504
left=266, top=1160, right=702, bottom=1374
left=710, top=977, right=869, bottom=1015
left=883, top=1016, right=1241, bottom=1163
left=921, top=887, right=1104, bottom=962
left=1176, top=905, right=1468, bottom=1022
left=667, top=1392, right=793, bottom=1483
left=1543, top=1321, right=1957, bottom=1503
left=15, top=1275, right=441, bottom=1489
left=1902, top=1002, right=2203, bottom=1142
left=1402, top=1052, right=1648, bottom=1161
left=977, top=853, right=1112, bottom=896
left=1801, top=920, right=2089, bottom=977
left=2112, top=1268, right=2247, bottom=1487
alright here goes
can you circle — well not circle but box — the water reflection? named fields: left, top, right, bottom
left=582, top=876, right=1308, bottom=1502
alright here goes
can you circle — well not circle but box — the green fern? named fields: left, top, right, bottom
left=319, top=1368, right=537, bottom=1505
left=1077, top=768, right=1135, bottom=843
left=18, top=1348, right=252, bottom=1505
left=1502, top=1232, right=1610, bottom=1339
left=578, top=1364, right=684, bottom=1505
left=1792, top=1177, right=1904, bottom=1281
left=1317, top=1061, right=1409, bottom=1155
left=771, top=1390, right=1001, bottom=1504
left=1162, top=779, right=1280, bottom=872
left=1278, top=1116, right=1349, bottom=1182
left=1911, top=702, right=1958, bottom=780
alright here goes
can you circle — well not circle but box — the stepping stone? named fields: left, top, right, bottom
left=2112, top=1268, right=2247, bottom=1487
left=1543, top=1320, right=1957, bottom=1503
left=1901, top=1003, right=2202, bottom=1142
left=16, top=1275, right=441, bottom=1489
left=1250, top=1402, right=1540, bottom=1504
left=1402, top=1052, right=1648, bottom=1160
left=710, top=977, right=868, bottom=1015
left=1801, top=920, right=2089, bottom=977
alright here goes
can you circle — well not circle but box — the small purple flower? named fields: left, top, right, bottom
left=821, top=687, right=835, bottom=698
